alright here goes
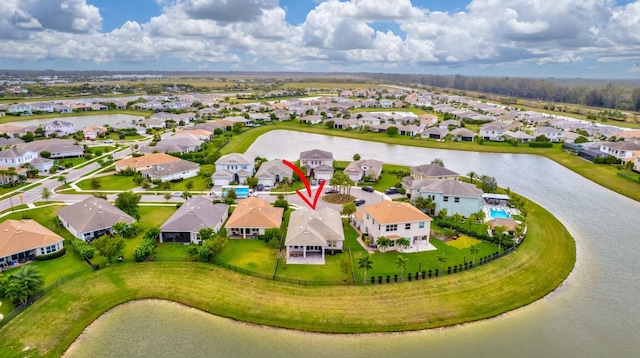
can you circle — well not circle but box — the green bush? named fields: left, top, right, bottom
left=70, top=238, right=94, bottom=259
left=35, top=247, right=67, bottom=261
left=528, top=142, right=553, bottom=148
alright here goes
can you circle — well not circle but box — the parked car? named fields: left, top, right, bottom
left=385, top=187, right=399, bottom=195
left=172, top=192, right=182, bottom=197
left=256, top=184, right=264, bottom=191
left=325, top=188, right=339, bottom=194
left=104, top=139, right=114, bottom=144
left=354, top=198, right=366, bottom=206
left=362, top=186, right=374, bottom=192
left=264, top=185, right=271, bottom=191
left=318, top=179, right=325, bottom=185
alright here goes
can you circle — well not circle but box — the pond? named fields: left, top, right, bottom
left=65, top=130, right=640, bottom=357
left=2, top=114, right=144, bottom=129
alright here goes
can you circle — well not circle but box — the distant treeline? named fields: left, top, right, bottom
left=363, top=73, right=640, bottom=111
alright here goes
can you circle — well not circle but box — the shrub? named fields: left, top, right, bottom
left=35, top=247, right=67, bottom=261
left=40, top=150, right=51, bottom=158
left=528, top=142, right=553, bottom=148
left=70, top=238, right=94, bottom=260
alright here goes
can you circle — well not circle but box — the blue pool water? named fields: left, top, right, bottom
left=490, top=208, right=511, bottom=219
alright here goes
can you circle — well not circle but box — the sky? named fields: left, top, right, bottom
left=1, top=0, right=640, bottom=78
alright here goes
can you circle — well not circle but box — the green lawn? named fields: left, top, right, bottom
left=0, top=182, right=34, bottom=196
left=0, top=296, right=15, bottom=318
left=154, top=175, right=211, bottom=192
left=106, top=132, right=145, bottom=141
left=76, top=174, right=138, bottom=191
left=218, top=239, right=278, bottom=274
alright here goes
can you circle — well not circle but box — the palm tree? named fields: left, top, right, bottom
left=90, top=177, right=101, bottom=193
left=467, top=171, right=477, bottom=183
left=358, top=255, right=374, bottom=284
left=467, top=213, right=477, bottom=227
left=341, top=202, right=356, bottom=222
left=9, top=265, right=45, bottom=304
left=452, top=213, right=463, bottom=224
left=469, top=245, right=480, bottom=265
left=42, top=187, right=51, bottom=202
left=415, top=196, right=436, bottom=215
left=437, top=208, right=448, bottom=220
left=375, top=237, right=390, bottom=253
left=436, top=254, right=448, bottom=271
left=395, top=255, right=409, bottom=280
left=6, top=167, right=17, bottom=186
left=396, top=237, right=411, bottom=251
left=182, top=191, right=193, bottom=201
left=493, top=225, right=507, bottom=252
left=475, top=210, right=486, bottom=222
left=57, top=175, right=66, bottom=185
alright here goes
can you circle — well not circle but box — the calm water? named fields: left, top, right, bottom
left=3, top=114, right=144, bottom=128
left=65, top=131, right=640, bottom=357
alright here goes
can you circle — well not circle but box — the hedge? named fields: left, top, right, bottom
left=35, top=247, right=67, bottom=261
left=528, top=142, right=553, bottom=148
left=70, top=238, right=94, bottom=260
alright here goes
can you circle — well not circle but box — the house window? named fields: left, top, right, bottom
left=454, top=197, right=460, bottom=203
left=443, top=196, right=449, bottom=202
left=386, top=224, right=397, bottom=232
left=405, top=223, right=411, bottom=230
left=419, top=222, right=425, bottom=229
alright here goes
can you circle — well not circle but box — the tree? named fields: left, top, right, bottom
left=357, top=255, right=374, bottom=284
left=415, top=196, right=436, bottom=215
left=42, top=187, right=51, bottom=202
left=198, top=228, right=215, bottom=242
left=395, top=255, right=409, bottom=280
left=247, top=177, right=258, bottom=189
left=339, top=255, right=351, bottom=282
left=232, top=122, right=244, bottom=134
left=9, top=265, right=45, bottom=300
left=57, top=175, right=66, bottom=185
left=185, top=181, right=194, bottom=191
left=92, top=235, right=125, bottom=264
left=324, top=120, right=335, bottom=129
left=431, top=158, right=445, bottom=167
left=375, top=236, right=391, bottom=252
left=469, top=245, right=480, bottom=265
left=182, top=191, right=193, bottom=201
left=353, top=153, right=361, bottom=161
left=90, top=178, right=101, bottom=192
left=341, top=202, right=356, bottom=221
left=493, top=226, right=508, bottom=252
left=437, top=208, right=448, bottom=219
left=436, top=254, right=448, bottom=271
left=115, top=191, right=142, bottom=219
left=200, top=235, right=228, bottom=262
left=480, top=175, right=498, bottom=193
left=226, top=188, right=237, bottom=200
left=385, top=126, right=398, bottom=136
left=534, top=135, right=550, bottom=142
left=40, top=150, right=51, bottom=158
left=164, top=192, right=172, bottom=202
left=467, top=171, right=477, bottom=183
left=396, top=237, right=411, bottom=251
left=452, top=213, right=463, bottom=224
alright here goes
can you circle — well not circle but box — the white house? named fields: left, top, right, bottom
left=7, top=104, right=32, bottom=115
left=354, top=201, right=433, bottom=252
left=534, top=126, right=563, bottom=142
left=43, top=120, right=75, bottom=136
left=379, top=99, right=393, bottom=108
left=0, top=220, right=65, bottom=266
left=140, top=159, right=200, bottom=182
left=0, top=147, right=38, bottom=166
left=213, top=153, right=254, bottom=185
left=254, top=159, right=293, bottom=187
left=504, top=130, right=535, bottom=143
left=479, top=123, right=507, bottom=141
left=599, top=139, right=640, bottom=159
left=343, top=159, right=383, bottom=182
left=300, top=149, right=333, bottom=176
left=418, top=179, right=484, bottom=217
left=285, top=207, right=345, bottom=264
left=58, top=197, right=136, bottom=241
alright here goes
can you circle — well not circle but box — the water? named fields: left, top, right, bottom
left=2, top=114, right=144, bottom=129
left=65, top=130, right=640, bottom=357
left=489, top=208, right=511, bottom=219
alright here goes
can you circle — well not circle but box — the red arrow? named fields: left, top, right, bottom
left=282, top=159, right=326, bottom=210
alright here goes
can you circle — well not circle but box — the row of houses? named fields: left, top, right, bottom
left=0, top=138, right=83, bottom=172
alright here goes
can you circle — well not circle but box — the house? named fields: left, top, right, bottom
left=451, top=128, right=476, bottom=142
left=254, top=159, right=293, bottom=187
left=213, top=153, right=254, bottom=186
left=417, top=179, right=484, bottom=217
left=115, top=153, right=181, bottom=172
left=0, top=167, right=27, bottom=185
left=534, top=126, right=563, bottom=142
left=313, top=164, right=334, bottom=181
left=285, top=207, right=344, bottom=264
left=224, top=197, right=283, bottom=238
left=632, top=151, right=640, bottom=172
left=357, top=115, right=381, bottom=129
left=422, top=127, right=449, bottom=141
left=0, top=147, right=38, bottom=167
left=57, top=197, right=136, bottom=241
left=139, top=134, right=203, bottom=154
left=300, top=149, right=333, bottom=176
left=83, top=125, right=108, bottom=140
left=176, top=128, right=214, bottom=140
left=20, top=139, right=84, bottom=159
left=7, top=104, right=32, bottom=115
left=43, top=120, right=75, bottom=136
left=160, top=197, right=229, bottom=244
left=599, top=139, right=640, bottom=159
left=403, top=164, right=460, bottom=197
left=29, top=157, right=54, bottom=172
left=139, top=118, right=166, bottom=129
left=504, top=131, right=535, bottom=143
left=344, top=159, right=383, bottom=182
left=32, top=103, right=55, bottom=113
left=353, top=201, right=433, bottom=252
left=140, top=159, right=200, bottom=182
left=298, top=115, right=323, bottom=125
left=0, top=220, right=65, bottom=266
left=332, top=117, right=358, bottom=129
left=479, top=123, right=507, bottom=141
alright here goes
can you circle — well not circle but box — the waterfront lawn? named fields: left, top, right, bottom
left=155, top=243, right=191, bottom=260
left=353, top=239, right=499, bottom=282
left=0, top=296, right=15, bottom=317
left=446, top=235, right=482, bottom=249
left=218, top=240, right=277, bottom=274
left=76, top=174, right=138, bottom=191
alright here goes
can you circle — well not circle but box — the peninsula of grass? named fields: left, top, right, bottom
left=75, top=174, right=138, bottom=191
left=0, top=197, right=575, bottom=357
left=221, top=123, right=640, bottom=202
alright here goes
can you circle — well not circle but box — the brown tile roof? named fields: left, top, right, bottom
left=0, top=220, right=64, bottom=258
left=225, top=197, right=283, bottom=229
left=363, top=201, right=432, bottom=224
left=115, top=153, right=181, bottom=170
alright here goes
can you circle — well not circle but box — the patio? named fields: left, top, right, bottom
left=286, top=252, right=325, bottom=265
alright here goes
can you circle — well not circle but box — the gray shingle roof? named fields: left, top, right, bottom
left=285, top=207, right=344, bottom=246
left=419, top=179, right=483, bottom=198
left=411, top=163, right=459, bottom=177
left=300, top=149, right=333, bottom=160
left=161, top=197, right=228, bottom=233
left=140, top=160, right=199, bottom=177
left=255, top=159, right=293, bottom=179
left=58, top=197, right=135, bottom=233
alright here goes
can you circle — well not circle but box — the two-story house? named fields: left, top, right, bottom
left=534, top=126, right=563, bottom=142
left=354, top=201, right=433, bottom=252
left=0, top=147, right=38, bottom=167
left=599, top=139, right=640, bottom=159
left=479, top=123, right=507, bottom=141
left=43, top=120, right=75, bottom=136
left=417, top=179, right=484, bottom=217
left=403, top=164, right=460, bottom=198
left=285, top=207, right=344, bottom=264
left=213, top=153, right=255, bottom=186
left=299, top=149, right=333, bottom=178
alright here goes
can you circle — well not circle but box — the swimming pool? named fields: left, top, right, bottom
left=489, top=208, right=511, bottom=219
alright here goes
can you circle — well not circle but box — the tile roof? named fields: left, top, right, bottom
left=285, top=207, right=344, bottom=247
left=362, top=201, right=432, bottom=224
left=0, top=220, right=64, bottom=258
left=161, top=197, right=228, bottom=232
left=58, top=197, right=136, bottom=233
left=225, top=197, right=283, bottom=229
left=115, top=153, right=181, bottom=169
left=418, top=179, right=483, bottom=198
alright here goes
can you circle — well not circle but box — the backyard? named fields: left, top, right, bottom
left=75, top=174, right=139, bottom=191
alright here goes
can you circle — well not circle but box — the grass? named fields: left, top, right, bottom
left=152, top=176, right=211, bottom=193
left=445, top=235, right=482, bottom=249
left=0, top=297, right=15, bottom=318
left=0, top=182, right=33, bottom=196
left=218, top=122, right=640, bottom=202
left=75, top=174, right=138, bottom=191
left=218, top=240, right=277, bottom=274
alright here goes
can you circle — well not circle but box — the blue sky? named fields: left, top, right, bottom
left=1, top=0, right=640, bottom=78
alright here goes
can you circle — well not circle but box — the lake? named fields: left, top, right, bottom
left=2, top=114, right=144, bottom=129
left=65, top=130, right=640, bottom=357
